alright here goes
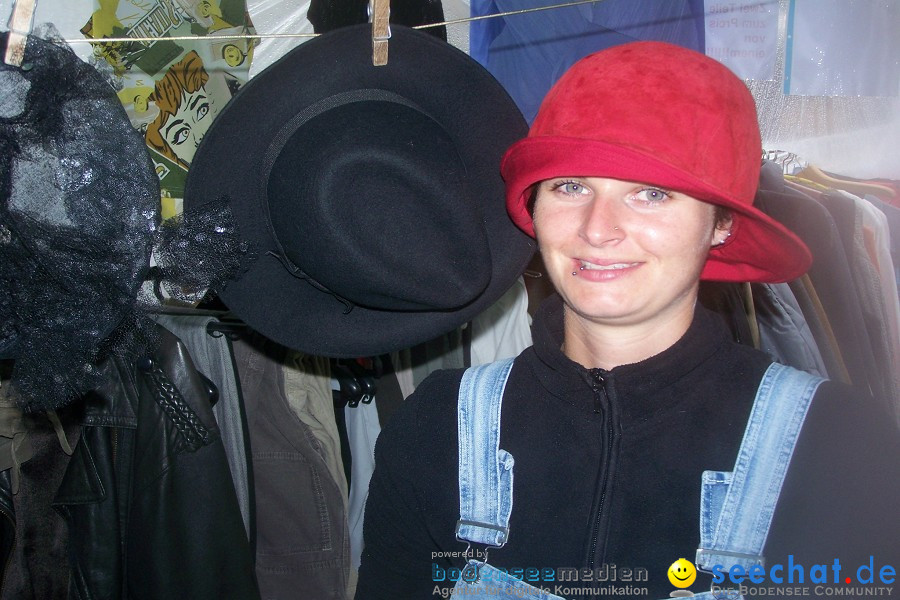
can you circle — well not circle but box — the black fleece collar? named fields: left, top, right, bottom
left=529, top=293, right=733, bottom=425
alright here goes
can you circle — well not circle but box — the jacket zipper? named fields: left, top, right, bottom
left=111, top=427, right=118, bottom=468
left=587, top=369, right=615, bottom=570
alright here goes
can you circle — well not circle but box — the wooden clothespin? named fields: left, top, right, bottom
left=369, top=0, right=390, bottom=66
left=4, top=0, right=37, bottom=67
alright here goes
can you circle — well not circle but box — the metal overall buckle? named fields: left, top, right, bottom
left=455, top=519, right=509, bottom=583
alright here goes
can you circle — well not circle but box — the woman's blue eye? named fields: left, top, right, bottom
left=556, top=181, right=589, bottom=195
left=635, top=188, right=670, bottom=203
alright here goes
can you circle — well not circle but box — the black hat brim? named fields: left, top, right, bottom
left=184, top=24, right=534, bottom=357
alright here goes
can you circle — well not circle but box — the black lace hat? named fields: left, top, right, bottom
left=183, top=24, right=534, bottom=357
left=0, top=30, right=250, bottom=412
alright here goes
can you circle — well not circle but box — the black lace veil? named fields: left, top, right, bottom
left=0, top=28, right=253, bottom=412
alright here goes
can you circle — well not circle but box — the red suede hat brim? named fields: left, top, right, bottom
left=501, top=41, right=812, bottom=284
left=502, top=136, right=812, bottom=283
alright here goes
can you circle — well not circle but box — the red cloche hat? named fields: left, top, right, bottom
left=501, top=41, right=812, bottom=283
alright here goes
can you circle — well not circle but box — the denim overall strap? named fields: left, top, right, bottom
left=695, top=362, right=825, bottom=576
left=453, top=359, right=566, bottom=600
left=456, top=357, right=516, bottom=550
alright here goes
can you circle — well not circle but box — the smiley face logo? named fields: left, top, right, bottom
left=667, top=558, right=697, bottom=588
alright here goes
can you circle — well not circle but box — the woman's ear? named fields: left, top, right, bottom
left=711, top=212, right=734, bottom=247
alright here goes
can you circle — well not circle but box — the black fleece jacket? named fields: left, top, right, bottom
left=356, top=295, right=900, bottom=599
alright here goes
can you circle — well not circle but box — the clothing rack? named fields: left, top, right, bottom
left=149, top=305, right=230, bottom=317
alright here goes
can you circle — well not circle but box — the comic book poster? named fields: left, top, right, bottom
left=81, top=0, right=257, bottom=218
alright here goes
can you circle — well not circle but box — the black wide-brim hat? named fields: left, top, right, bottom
left=184, top=24, right=534, bottom=357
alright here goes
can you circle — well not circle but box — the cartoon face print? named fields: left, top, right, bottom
left=222, top=44, right=246, bottom=67
left=161, top=87, right=216, bottom=166
left=146, top=51, right=222, bottom=170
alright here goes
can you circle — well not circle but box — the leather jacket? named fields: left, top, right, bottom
left=0, top=470, right=12, bottom=591
left=47, top=324, right=259, bottom=599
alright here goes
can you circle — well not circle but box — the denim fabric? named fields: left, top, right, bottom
left=455, top=563, right=566, bottom=600
left=454, top=360, right=823, bottom=600
left=456, top=358, right=515, bottom=548
left=454, top=358, right=562, bottom=600
left=232, top=334, right=350, bottom=600
left=696, top=363, right=824, bottom=597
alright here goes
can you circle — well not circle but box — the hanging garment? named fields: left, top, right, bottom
left=391, top=354, right=417, bottom=399
left=232, top=333, right=351, bottom=600
left=851, top=193, right=900, bottom=418
left=470, top=277, right=533, bottom=366
left=283, top=351, right=349, bottom=509
left=53, top=325, right=259, bottom=600
left=698, top=281, right=756, bottom=349
left=372, top=357, right=409, bottom=429
left=817, top=189, right=896, bottom=419
left=153, top=314, right=253, bottom=538
left=345, top=278, right=532, bottom=581
left=868, top=179, right=900, bottom=209
left=345, top=398, right=381, bottom=575
left=407, top=328, right=467, bottom=389
left=867, top=196, right=900, bottom=298
left=789, top=274, right=851, bottom=384
left=391, top=277, right=534, bottom=394
left=796, top=166, right=897, bottom=204
left=0, top=379, right=34, bottom=496
left=0, top=391, right=79, bottom=600
left=752, top=283, right=830, bottom=378
left=843, top=193, right=900, bottom=387
left=756, top=162, right=877, bottom=395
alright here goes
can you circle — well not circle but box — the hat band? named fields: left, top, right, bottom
left=265, top=249, right=354, bottom=314
left=261, top=88, right=432, bottom=176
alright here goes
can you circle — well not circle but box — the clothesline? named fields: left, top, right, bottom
left=62, top=0, right=605, bottom=45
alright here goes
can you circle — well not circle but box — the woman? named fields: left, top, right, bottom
left=356, top=42, right=900, bottom=599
